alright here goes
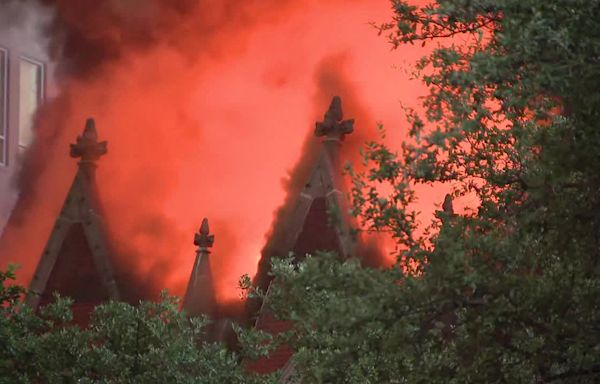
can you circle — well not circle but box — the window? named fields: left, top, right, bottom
left=0, top=49, right=7, bottom=165
left=18, top=58, right=43, bottom=152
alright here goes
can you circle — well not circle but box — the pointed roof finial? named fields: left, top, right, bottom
left=442, top=194, right=454, bottom=215
left=194, top=218, right=215, bottom=249
left=184, top=218, right=217, bottom=318
left=315, top=96, right=354, bottom=140
left=70, top=118, right=108, bottom=163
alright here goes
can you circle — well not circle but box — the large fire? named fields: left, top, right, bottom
left=0, top=0, right=442, bottom=309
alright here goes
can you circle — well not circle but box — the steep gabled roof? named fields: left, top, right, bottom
left=26, top=119, right=120, bottom=314
left=247, top=96, right=357, bottom=376
left=254, top=96, right=356, bottom=291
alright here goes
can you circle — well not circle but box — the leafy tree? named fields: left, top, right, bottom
left=0, top=267, right=264, bottom=384
left=254, top=1, right=600, bottom=383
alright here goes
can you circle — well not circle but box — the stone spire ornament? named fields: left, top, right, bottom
left=442, top=194, right=454, bottom=215
left=69, top=118, right=108, bottom=180
left=183, top=218, right=217, bottom=318
left=194, top=218, right=215, bottom=250
left=315, top=96, right=354, bottom=140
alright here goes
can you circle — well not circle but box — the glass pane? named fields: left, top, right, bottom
left=19, top=59, right=43, bottom=149
left=0, top=50, right=6, bottom=164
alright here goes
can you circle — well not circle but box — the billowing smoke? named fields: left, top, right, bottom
left=0, top=0, right=52, bottom=46
left=0, top=0, right=433, bottom=310
left=0, top=0, right=54, bottom=229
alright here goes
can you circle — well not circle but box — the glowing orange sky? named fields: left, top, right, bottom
left=1, top=0, right=448, bottom=305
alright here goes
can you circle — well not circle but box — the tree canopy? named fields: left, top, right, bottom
left=0, top=266, right=264, bottom=384
left=255, top=0, right=600, bottom=383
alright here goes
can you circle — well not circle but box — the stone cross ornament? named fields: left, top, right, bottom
left=69, top=118, right=107, bottom=180
left=70, top=118, right=108, bottom=163
left=315, top=96, right=354, bottom=140
left=194, top=218, right=215, bottom=250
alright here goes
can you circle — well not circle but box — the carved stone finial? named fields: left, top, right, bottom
left=315, top=96, right=354, bottom=140
left=442, top=194, right=454, bottom=215
left=70, top=118, right=108, bottom=163
left=194, top=218, right=215, bottom=249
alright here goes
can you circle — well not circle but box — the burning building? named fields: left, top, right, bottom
left=0, top=0, right=440, bottom=378
left=0, top=0, right=438, bottom=304
left=21, top=95, right=362, bottom=376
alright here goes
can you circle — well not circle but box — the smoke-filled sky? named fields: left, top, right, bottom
left=0, top=0, right=448, bottom=306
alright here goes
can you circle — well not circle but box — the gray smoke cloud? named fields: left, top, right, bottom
left=0, top=0, right=55, bottom=232
left=0, top=0, right=53, bottom=57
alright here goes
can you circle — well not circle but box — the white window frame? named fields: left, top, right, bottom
left=17, top=56, right=45, bottom=154
left=0, top=47, right=8, bottom=166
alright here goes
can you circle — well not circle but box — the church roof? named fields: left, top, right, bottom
left=26, top=119, right=120, bottom=322
left=247, top=96, right=357, bottom=375
left=253, top=96, right=357, bottom=291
